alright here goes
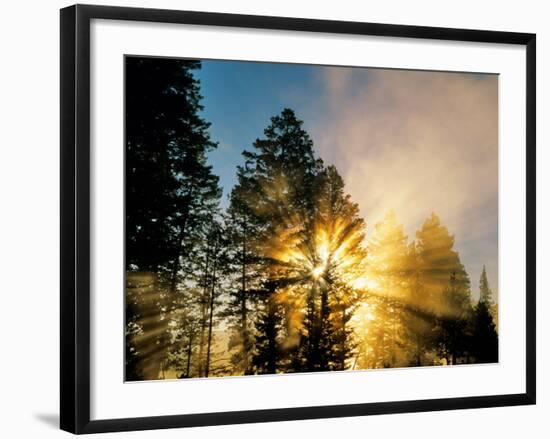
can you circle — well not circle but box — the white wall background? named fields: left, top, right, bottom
left=0, top=0, right=546, bottom=437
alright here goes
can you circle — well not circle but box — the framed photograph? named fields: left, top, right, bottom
left=60, top=4, right=536, bottom=434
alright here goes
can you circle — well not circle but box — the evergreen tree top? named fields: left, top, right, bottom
left=479, top=265, right=493, bottom=304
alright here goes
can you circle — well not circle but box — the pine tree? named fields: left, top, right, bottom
left=252, top=282, right=285, bottom=374
left=229, top=109, right=324, bottom=373
left=222, top=180, right=265, bottom=375
left=470, top=267, right=498, bottom=363
left=304, top=165, right=367, bottom=371
left=125, top=57, right=221, bottom=380
left=366, top=210, right=409, bottom=368
left=167, top=309, right=200, bottom=378
left=202, top=222, right=232, bottom=377
left=415, top=213, right=471, bottom=364
left=402, top=241, right=434, bottom=366
left=438, top=272, right=472, bottom=364
left=479, top=265, right=493, bottom=305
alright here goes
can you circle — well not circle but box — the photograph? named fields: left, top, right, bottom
left=0, top=0, right=542, bottom=436
left=124, top=56, right=499, bottom=381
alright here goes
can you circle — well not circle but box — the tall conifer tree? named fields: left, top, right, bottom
left=471, top=267, right=498, bottom=363
left=125, top=57, right=221, bottom=380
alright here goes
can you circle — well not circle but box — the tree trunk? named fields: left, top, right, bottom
left=340, top=307, right=347, bottom=370
left=305, top=285, right=318, bottom=371
left=318, top=285, right=330, bottom=370
left=197, top=245, right=211, bottom=377
left=205, top=238, right=219, bottom=378
left=185, top=331, right=194, bottom=377
left=266, top=294, right=278, bottom=374
left=241, top=228, right=249, bottom=374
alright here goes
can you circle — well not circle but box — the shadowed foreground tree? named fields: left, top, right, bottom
left=470, top=267, right=498, bottom=363
left=438, top=271, right=472, bottom=364
left=222, top=174, right=264, bottom=375
left=125, top=57, right=221, bottom=380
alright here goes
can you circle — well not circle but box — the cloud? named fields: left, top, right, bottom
left=307, top=67, right=499, bottom=295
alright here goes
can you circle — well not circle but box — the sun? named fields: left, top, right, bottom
left=311, top=264, right=325, bottom=279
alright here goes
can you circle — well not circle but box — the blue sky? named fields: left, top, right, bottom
left=193, top=60, right=499, bottom=298
left=196, top=60, right=323, bottom=205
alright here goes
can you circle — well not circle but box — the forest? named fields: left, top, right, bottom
left=125, top=57, right=499, bottom=381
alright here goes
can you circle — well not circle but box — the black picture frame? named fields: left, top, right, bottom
left=60, top=4, right=536, bottom=434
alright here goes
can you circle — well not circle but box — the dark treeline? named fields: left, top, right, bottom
left=125, top=57, right=498, bottom=381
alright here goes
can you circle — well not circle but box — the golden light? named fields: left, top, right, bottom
left=351, top=302, right=378, bottom=350
left=350, top=276, right=379, bottom=291
left=317, top=241, right=330, bottom=265
left=311, top=264, right=325, bottom=279
left=354, top=303, right=376, bottom=323
left=262, top=206, right=370, bottom=349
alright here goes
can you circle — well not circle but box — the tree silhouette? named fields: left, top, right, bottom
left=470, top=268, right=498, bottom=363
left=125, top=57, right=221, bottom=380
